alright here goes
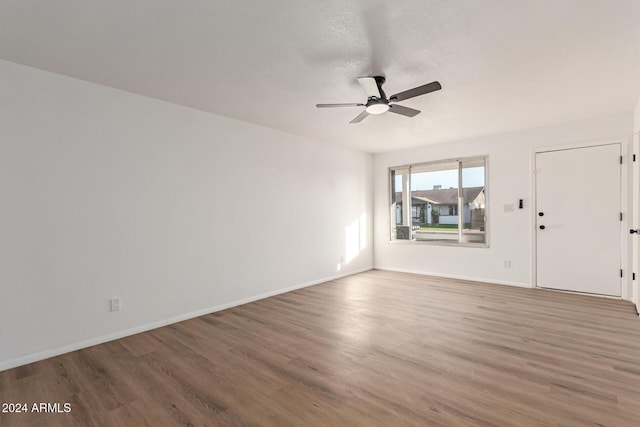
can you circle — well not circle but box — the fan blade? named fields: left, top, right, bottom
left=388, top=104, right=421, bottom=117
left=350, top=110, right=370, bottom=124
left=389, top=81, right=441, bottom=102
left=357, top=77, right=382, bottom=98
left=316, top=103, right=364, bottom=108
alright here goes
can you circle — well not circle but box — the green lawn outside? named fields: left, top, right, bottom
left=418, top=223, right=472, bottom=230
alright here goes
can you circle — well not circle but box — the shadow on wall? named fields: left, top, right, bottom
left=339, top=213, right=367, bottom=271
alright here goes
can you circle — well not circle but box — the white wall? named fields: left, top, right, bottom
left=634, top=98, right=640, bottom=134
left=0, top=59, right=373, bottom=370
left=374, top=114, right=633, bottom=297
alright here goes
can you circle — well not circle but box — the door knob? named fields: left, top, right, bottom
left=539, top=225, right=546, bottom=230
left=538, top=212, right=544, bottom=217
left=631, top=229, right=640, bottom=234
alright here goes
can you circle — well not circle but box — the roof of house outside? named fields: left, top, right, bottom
left=395, top=187, right=484, bottom=205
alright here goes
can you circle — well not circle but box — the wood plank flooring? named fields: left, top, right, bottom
left=2, top=269, right=640, bottom=426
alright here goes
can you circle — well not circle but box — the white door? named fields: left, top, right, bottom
left=535, top=144, right=621, bottom=296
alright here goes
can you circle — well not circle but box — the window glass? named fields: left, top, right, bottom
left=390, top=167, right=411, bottom=240
left=461, top=159, right=486, bottom=244
left=410, top=161, right=459, bottom=243
left=390, top=157, right=487, bottom=246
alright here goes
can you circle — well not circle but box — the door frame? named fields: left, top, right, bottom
left=633, top=132, right=639, bottom=312
left=531, top=138, right=629, bottom=299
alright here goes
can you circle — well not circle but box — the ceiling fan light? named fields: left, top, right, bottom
left=365, top=103, right=389, bottom=115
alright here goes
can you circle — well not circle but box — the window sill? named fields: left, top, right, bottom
left=388, top=239, right=489, bottom=248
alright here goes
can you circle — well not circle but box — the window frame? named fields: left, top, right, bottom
left=388, top=155, right=489, bottom=248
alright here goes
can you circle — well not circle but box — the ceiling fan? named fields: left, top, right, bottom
left=316, top=76, right=441, bottom=123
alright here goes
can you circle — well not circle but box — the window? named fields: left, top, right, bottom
left=389, top=156, right=487, bottom=245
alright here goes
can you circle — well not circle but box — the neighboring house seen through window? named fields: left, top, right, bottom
left=389, top=156, right=487, bottom=245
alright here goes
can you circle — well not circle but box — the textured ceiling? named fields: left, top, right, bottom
left=1, top=0, right=640, bottom=153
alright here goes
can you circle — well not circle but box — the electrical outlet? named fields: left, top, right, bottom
left=503, top=203, right=515, bottom=213
left=503, top=260, right=511, bottom=268
left=109, top=297, right=121, bottom=312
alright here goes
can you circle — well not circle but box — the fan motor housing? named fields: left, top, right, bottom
left=365, top=76, right=389, bottom=114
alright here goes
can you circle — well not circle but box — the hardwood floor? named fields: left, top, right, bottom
left=2, top=269, right=640, bottom=426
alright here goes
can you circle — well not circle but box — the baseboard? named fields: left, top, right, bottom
left=0, top=266, right=373, bottom=372
left=374, top=266, right=532, bottom=289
